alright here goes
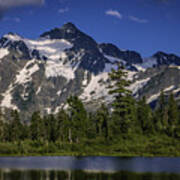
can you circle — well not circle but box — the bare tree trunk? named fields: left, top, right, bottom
left=68, top=128, right=72, bottom=144
left=67, top=170, right=72, bottom=180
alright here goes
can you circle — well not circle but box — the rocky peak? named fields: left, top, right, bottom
left=40, top=22, right=98, bottom=49
left=153, top=51, right=180, bottom=66
left=61, top=22, right=78, bottom=32
left=40, top=22, right=79, bottom=40
left=99, top=43, right=143, bottom=64
left=153, top=51, right=168, bottom=58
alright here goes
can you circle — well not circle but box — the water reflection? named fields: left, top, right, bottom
left=0, top=157, right=179, bottom=173
left=0, top=169, right=180, bottom=180
left=0, top=157, right=180, bottom=180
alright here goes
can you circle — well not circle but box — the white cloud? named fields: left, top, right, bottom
left=58, top=7, right=69, bottom=14
left=105, top=9, right=123, bottom=19
left=128, top=16, right=148, bottom=23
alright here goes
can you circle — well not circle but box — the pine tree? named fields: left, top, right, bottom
left=86, top=112, right=97, bottom=139
left=30, top=111, right=45, bottom=141
left=67, top=96, right=88, bottom=143
left=57, top=109, right=70, bottom=142
left=137, top=96, right=153, bottom=134
left=0, top=109, right=4, bottom=142
left=49, top=114, right=58, bottom=142
left=108, top=64, right=136, bottom=135
left=175, top=111, right=180, bottom=138
left=95, top=104, right=110, bottom=139
left=10, top=110, right=22, bottom=142
left=154, top=91, right=168, bottom=133
left=167, top=93, right=179, bottom=137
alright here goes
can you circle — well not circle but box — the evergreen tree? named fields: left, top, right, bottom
left=30, top=111, right=45, bottom=141
left=0, top=109, right=4, bottom=142
left=137, top=96, right=153, bottom=134
left=175, top=109, right=180, bottom=138
left=95, top=104, right=109, bottom=139
left=57, top=109, right=70, bottom=142
left=154, top=91, right=168, bottom=133
left=67, top=96, right=88, bottom=143
left=167, top=93, right=179, bottom=137
left=45, top=114, right=59, bottom=142
left=86, top=112, right=97, bottom=139
left=108, top=64, right=136, bottom=135
left=10, top=110, right=22, bottom=142
left=20, top=122, right=29, bottom=141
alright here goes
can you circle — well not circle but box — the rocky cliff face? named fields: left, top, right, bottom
left=0, top=22, right=180, bottom=120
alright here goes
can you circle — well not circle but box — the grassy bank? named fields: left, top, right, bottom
left=0, top=134, right=179, bottom=157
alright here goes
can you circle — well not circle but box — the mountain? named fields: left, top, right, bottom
left=0, top=22, right=180, bottom=120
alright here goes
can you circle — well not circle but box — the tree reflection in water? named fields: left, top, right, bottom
left=0, top=170, right=180, bottom=180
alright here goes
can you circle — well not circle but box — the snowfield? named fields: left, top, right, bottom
left=0, top=48, right=9, bottom=59
left=1, top=33, right=180, bottom=113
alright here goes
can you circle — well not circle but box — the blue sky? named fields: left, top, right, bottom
left=0, top=0, right=179, bottom=57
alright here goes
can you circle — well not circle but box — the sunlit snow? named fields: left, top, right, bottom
left=0, top=48, right=9, bottom=59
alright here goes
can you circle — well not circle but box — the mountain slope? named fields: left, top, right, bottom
left=0, top=22, right=180, bottom=119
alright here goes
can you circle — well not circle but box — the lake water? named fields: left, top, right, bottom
left=0, top=156, right=179, bottom=180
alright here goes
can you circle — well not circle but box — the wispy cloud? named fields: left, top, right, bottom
left=58, top=7, right=69, bottom=14
left=0, top=0, right=44, bottom=20
left=0, top=0, right=44, bottom=8
left=3, top=17, right=21, bottom=23
left=105, top=9, right=123, bottom=19
left=128, top=15, right=148, bottom=23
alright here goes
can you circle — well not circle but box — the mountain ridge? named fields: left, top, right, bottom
left=0, top=22, right=180, bottom=120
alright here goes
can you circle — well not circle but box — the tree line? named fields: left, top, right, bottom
left=0, top=65, right=180, bottom=144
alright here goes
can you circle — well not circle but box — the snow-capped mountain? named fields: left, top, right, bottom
left=0, top=22, right=180, bottom=119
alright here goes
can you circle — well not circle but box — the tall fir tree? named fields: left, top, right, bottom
left=46, top=114, right=58, bottom=142
left=167, top=93, right=179, bottom=137
left=57, top=109, right=70, bottom=142
left=10, top=110, right=22, bottom=142
left=30, top=111, right=45, bottom=141
left=95, top=104, right=110, bottom=139
left=154, top=91, right=168, bottom=133
left=86, top=112, right=97, bottom=139
left=67, top=96, right=88, bottom=143
left=0, top=109, right=4, bottom=142
left=108, top=64, right=136, bottom=135
left=137, top=96, right=153, bottom=134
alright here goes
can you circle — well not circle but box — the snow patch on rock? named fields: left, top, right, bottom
left=147, top=85, right=175, bottom=103
left=1, top=84, right=18, bottom=110
left=5, top=34, right=73, bottom=60
left=104, top=54, right=126, bottom=65
left=82, top=71, right=88, bottom=86
left=57, top=90, right=62, bottom=96
left=129, top=78, right=150, bottom=95
left=15, top=59, right=39, bottom=85
left=0, top=48, right=9, bottom=59
left=36, top=86, right=42, bottom=95
left=25, top=38, right=73, bottom=60
left=0, top=59, right=40, bottom=110
left=80, top=73, right=109, bottom=101
left=4, top=34, right=22, bottom=41
left=45, top=60, right=75, bottom=80
left=140, top=57, right=157, bottom=69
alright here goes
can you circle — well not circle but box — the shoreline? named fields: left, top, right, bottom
left=0, top=152, right=179, bottom=158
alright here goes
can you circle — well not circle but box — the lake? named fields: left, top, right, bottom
left=0, top=156, right=179, bottom=180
